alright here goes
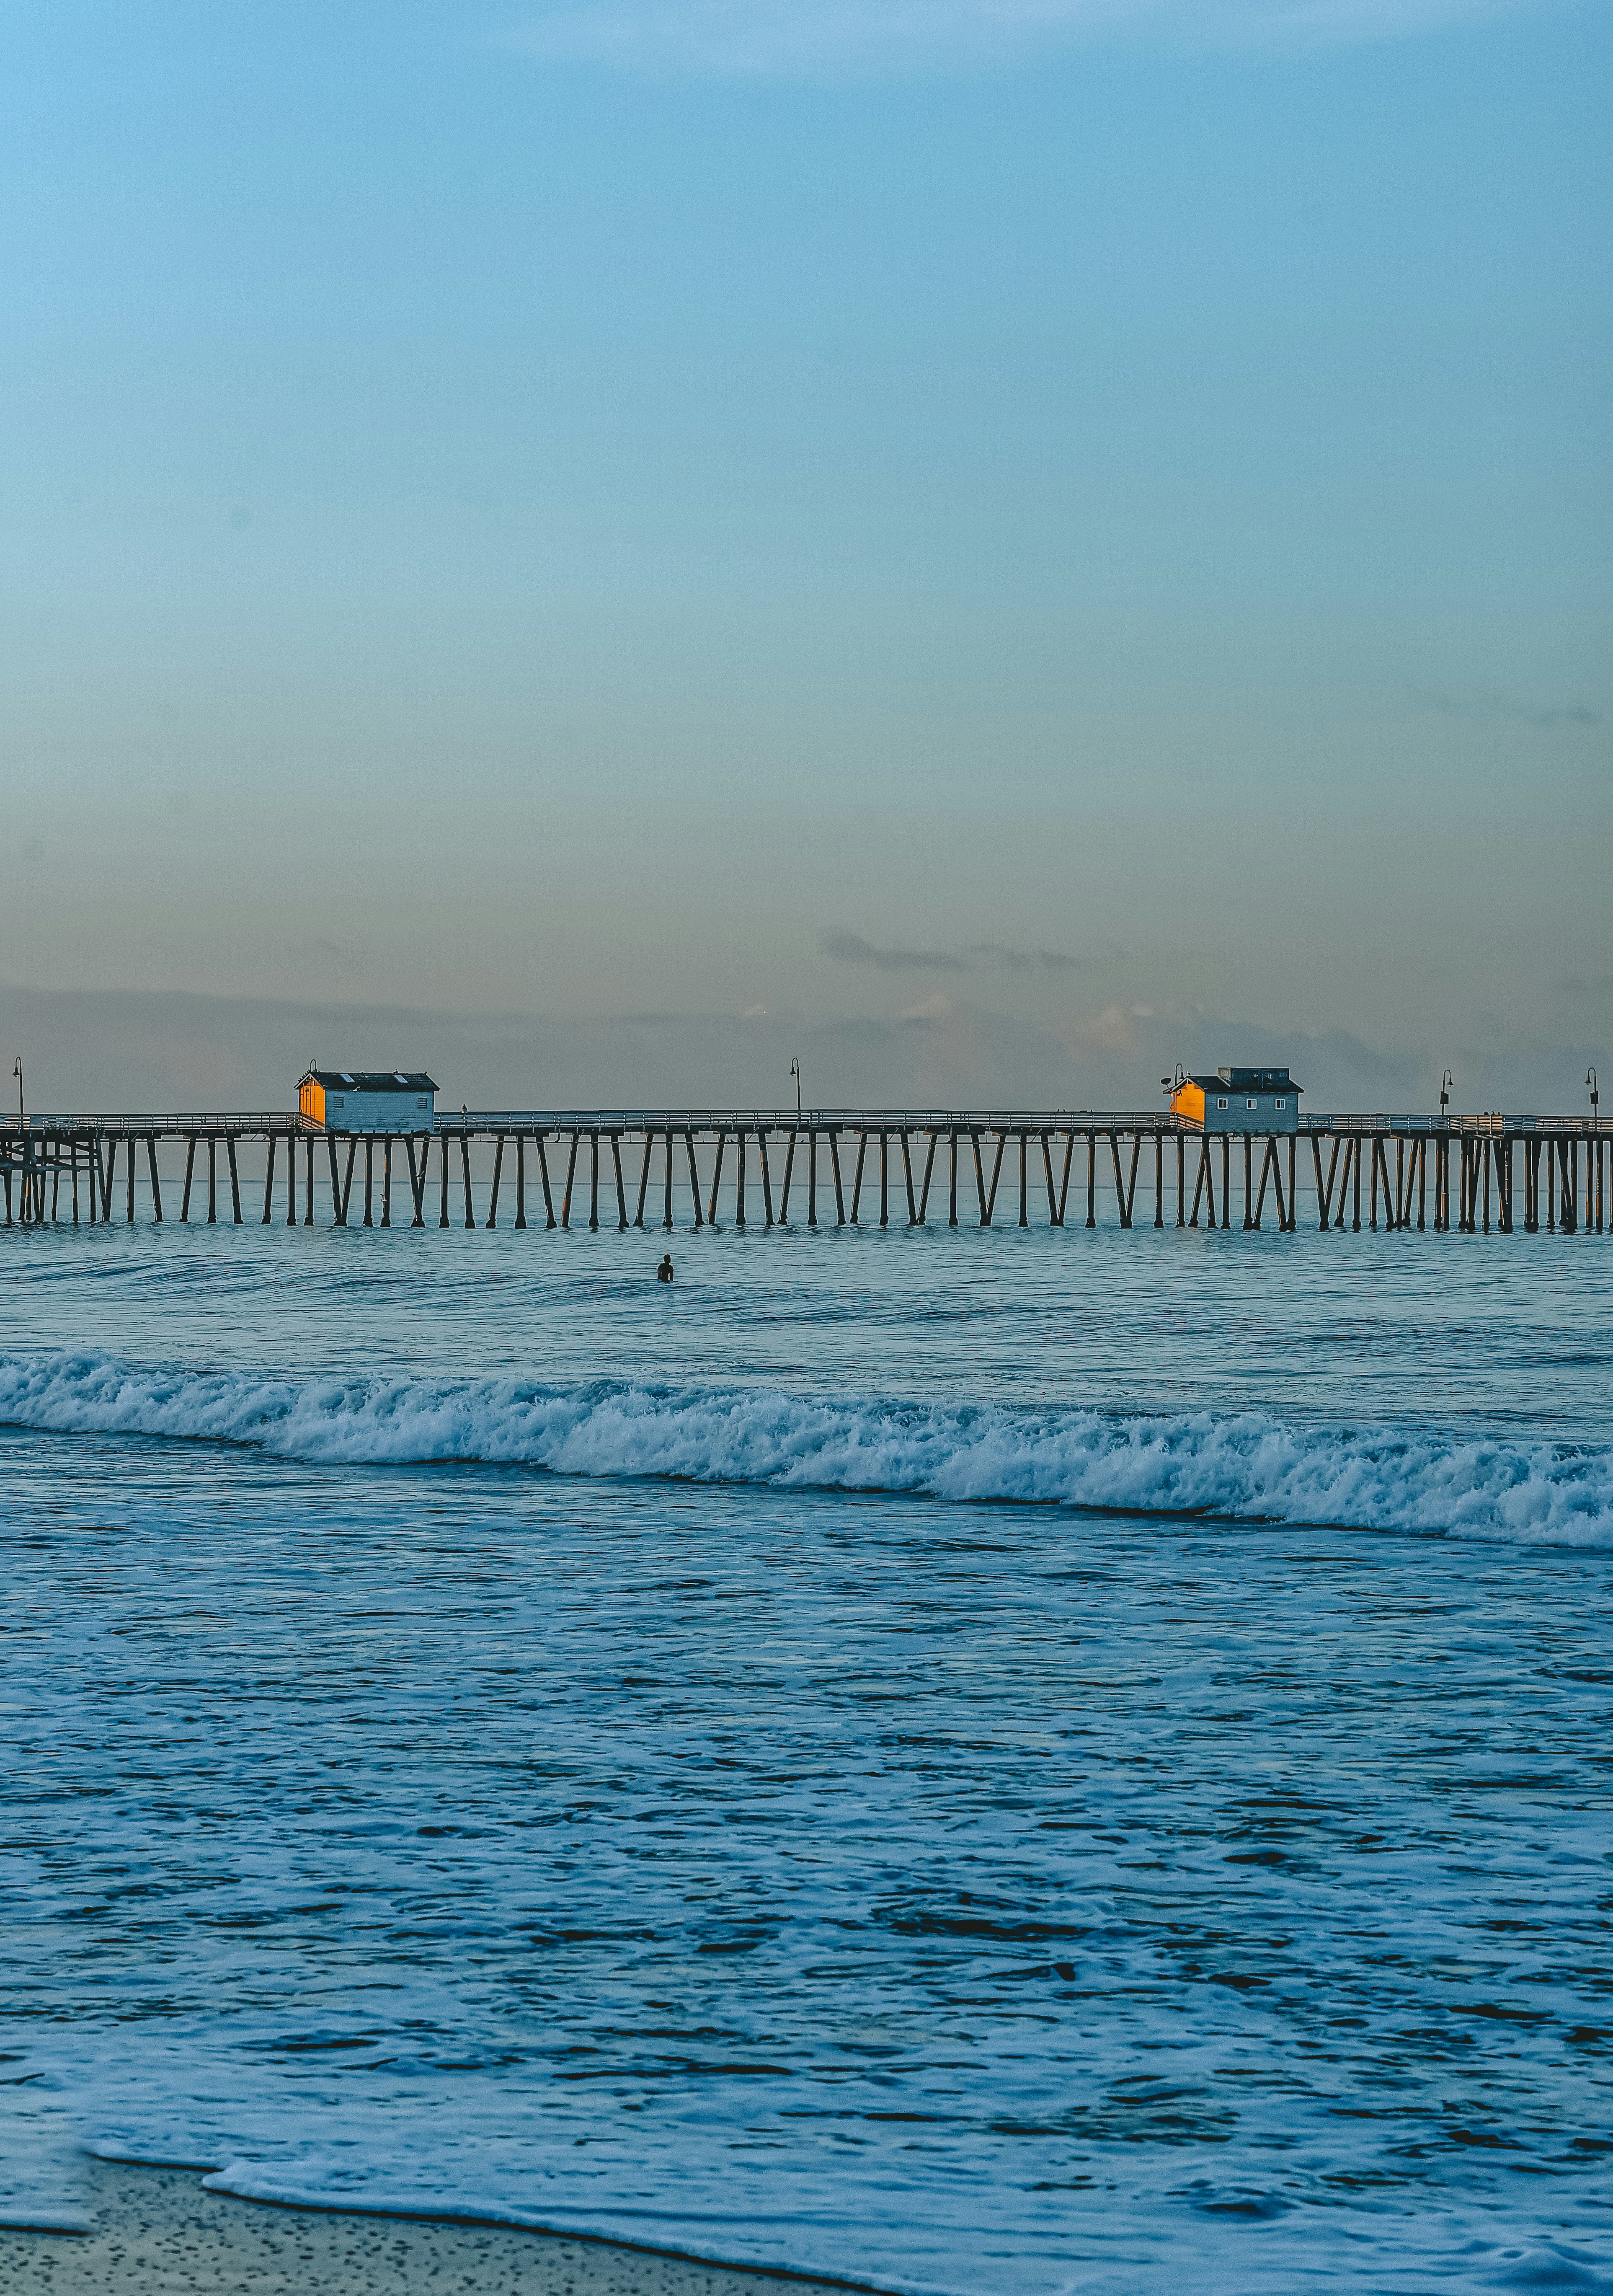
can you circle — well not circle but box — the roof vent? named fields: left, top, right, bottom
left=341, top=1073, right=354, bottom=1084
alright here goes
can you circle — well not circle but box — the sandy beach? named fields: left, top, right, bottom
left=1, top=2160, right=877, bottom=2296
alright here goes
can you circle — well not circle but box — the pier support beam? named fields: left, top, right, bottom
left=779, top=1129, right=796, bottom=1225
left=406, top=1136, right=427, bottom=1228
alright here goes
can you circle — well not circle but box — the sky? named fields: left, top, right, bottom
left=1, top=0, right=1608, bottom=1112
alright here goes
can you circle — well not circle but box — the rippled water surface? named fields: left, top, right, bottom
left=3, top=1220, right=1611, bottom=2292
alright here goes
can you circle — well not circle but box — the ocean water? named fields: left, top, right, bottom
left=2, top=1215, right=1611, bottom=2293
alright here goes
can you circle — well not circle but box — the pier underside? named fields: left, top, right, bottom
left=1, top=1112, right=1605, bottom=1237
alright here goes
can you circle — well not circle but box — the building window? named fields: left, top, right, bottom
left=1275, top=1098, right=1285, bottom=1110
left=1247, top=1099, right=1257, bottom=1109
left=1217, top=1097, right=1228, bottom=1110
left=417, top=1097, right=428, bottom=1110
left=331, top=1095, right=344, bottom=1109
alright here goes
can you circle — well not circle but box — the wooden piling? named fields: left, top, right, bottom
left=779, top=1127, right=796, bottom=1225
left=612, top=1133, right=627, bottom=1231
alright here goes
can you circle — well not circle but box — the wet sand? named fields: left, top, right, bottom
left=1, top=2159, right=879, bottom=2296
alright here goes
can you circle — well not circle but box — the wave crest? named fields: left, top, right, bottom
left=0, top=1350, right=1608, bottom=1544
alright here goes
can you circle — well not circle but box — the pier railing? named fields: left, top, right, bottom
left=10, top=1107, right=1600, bottom=1137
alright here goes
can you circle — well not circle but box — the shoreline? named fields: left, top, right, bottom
left=1, top=2159, right=888, bottom=2296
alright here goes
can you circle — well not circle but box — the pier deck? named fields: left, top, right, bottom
left=1, top=1108, right=1605, bottom=1236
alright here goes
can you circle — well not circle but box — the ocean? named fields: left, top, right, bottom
left=2, top=1215, right=1610, bottom=2293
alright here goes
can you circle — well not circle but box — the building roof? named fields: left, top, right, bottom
left=302, top=1070, right=438, bottom=1094
left=1190, top=1070, right=1303, bottom=1094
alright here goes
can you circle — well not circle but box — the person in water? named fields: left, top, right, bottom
left=656, top=1254, right=674, bottom=1283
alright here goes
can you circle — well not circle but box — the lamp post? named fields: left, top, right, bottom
left=11, top=1057, right=21, bottom=1129
left=1590, top=1068, right=1600, bottom=1128
left=790, top=1058, right=802, bottom=1120
left=1440, top=1069, right=1452, bottom=1120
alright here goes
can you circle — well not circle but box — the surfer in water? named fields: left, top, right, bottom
left=656, top=1254, right=674, bottom=1283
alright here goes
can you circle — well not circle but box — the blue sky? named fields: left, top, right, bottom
left=2, top=0, right=1608, bottom=1108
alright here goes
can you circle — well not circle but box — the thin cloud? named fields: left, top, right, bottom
left=1410, top=684, right=1601, bottom=733
left=971, top=942, right=1085, bottom=974
left=824, top=930, right=1085, bottom=973
left=821, top=928, right=966, bottom=972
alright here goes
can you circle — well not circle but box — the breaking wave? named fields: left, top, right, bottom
left=0, top=1349, right=1609, bottom=1545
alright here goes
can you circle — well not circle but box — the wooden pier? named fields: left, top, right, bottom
left=1, top=1109, right=1606, bottom=1236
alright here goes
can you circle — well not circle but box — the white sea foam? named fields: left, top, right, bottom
left=0, top=1348, right=1608, bottom=1544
